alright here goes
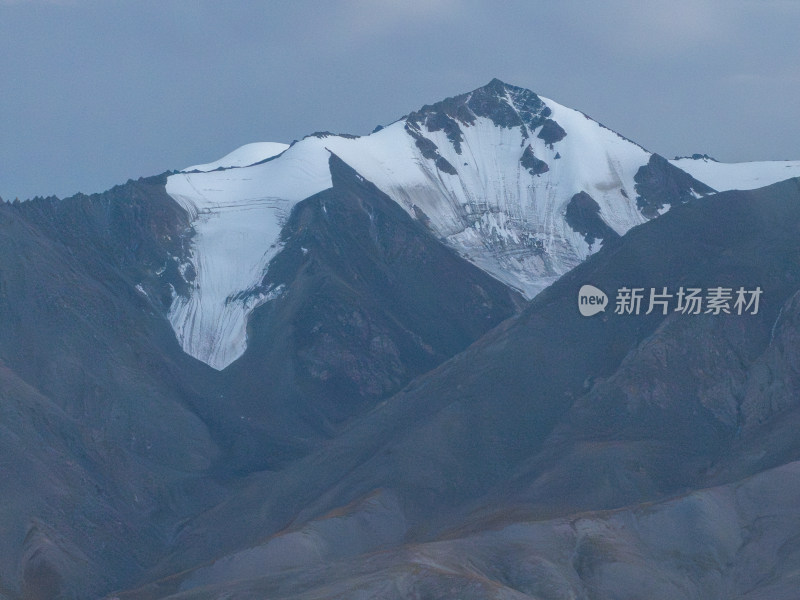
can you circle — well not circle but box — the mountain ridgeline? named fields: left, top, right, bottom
left=1, top=79, right=800, bottom=599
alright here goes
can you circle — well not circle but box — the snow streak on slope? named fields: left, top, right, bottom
left=324, top=97, right=651, bottom=296
left=670, top=156, right=800, bottom=191
left=163, top=81, right=697, bottom=369
left=184, top=142, right=290, bottom=172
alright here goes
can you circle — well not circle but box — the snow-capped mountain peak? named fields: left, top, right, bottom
left=161, top=80, right=757, bottom=369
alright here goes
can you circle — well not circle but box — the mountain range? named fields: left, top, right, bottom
left=2, top=79, right=800, bottom=600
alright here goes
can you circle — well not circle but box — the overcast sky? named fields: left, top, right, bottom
left=1, top=0, right=798, bottom=201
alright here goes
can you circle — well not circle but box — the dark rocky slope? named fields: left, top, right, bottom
left=119, top=460, right=800, bottom=600
left=205, top=153, right=524, bottom=471
left=0, top=180, right=224, bottom=598
left=132, top=178, right=800, bottom=598
left=0, top=159, right=523, bottom=598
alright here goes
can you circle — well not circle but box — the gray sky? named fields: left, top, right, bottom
left=1, top=0, right=799, bottom=201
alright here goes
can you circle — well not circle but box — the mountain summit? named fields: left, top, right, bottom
left=165, top=79, right=717, bottom=369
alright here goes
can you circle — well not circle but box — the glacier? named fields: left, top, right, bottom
left=670, top=155, right=800, bottom=191
left=163, top=80, right=800, bottom=370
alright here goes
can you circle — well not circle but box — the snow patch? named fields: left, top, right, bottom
left=670, top=157, right=800, bottom=191
left=165, top=146, right=330, bottom=370
left=183, top=142, right=290, bottom=172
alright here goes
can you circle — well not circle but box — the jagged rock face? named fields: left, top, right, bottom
left=405, top=77, right=554, bottom=146
left=520, top=145, right=549, bottom=175
left=12, top=174, right=195, bottom=311
left=634, top=153, right=716, bottom=217
left=537, top=117, right=568, bottom=146
left=564, top=191, right=620, bottom=247
left=214, top=154, right=523, bottom=470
